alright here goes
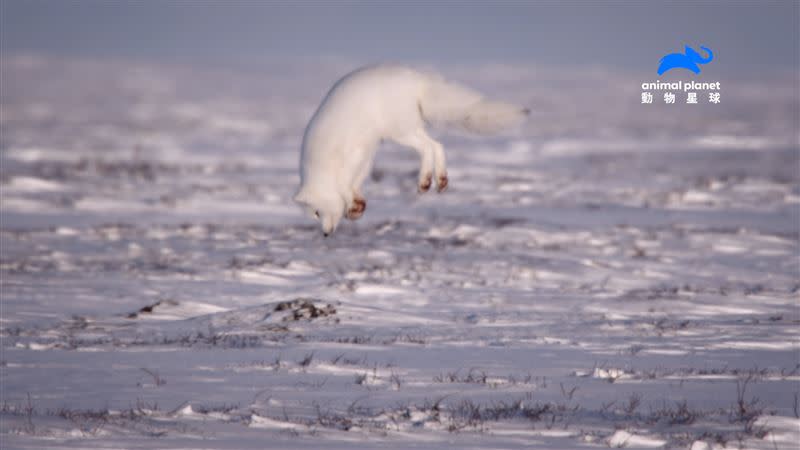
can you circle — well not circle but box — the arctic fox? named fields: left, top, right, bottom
left=294, top=64, right=528, bottom=236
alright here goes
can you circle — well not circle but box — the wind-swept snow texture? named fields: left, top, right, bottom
left=1, top=57, right=798, bottom=449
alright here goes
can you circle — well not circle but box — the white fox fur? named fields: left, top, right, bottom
left=294, top=64, right=528, bottom=236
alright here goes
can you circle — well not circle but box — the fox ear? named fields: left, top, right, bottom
left=684, top=45, right=698, bottom=56
left=293, top=190, right=309, bottom=205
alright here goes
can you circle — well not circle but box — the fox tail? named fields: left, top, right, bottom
left=418, top=77, right=529, bottom=135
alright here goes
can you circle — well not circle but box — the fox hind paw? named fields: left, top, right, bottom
left=418, top=173, right=432, bottom=193
left=436, top=174, right=448, bottom=193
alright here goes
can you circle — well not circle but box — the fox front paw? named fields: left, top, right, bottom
left=418, top=173, right=432, bottom=193
left=346, top=197, right=366, bottom=220
left=436, top=173, right=448, bottom=193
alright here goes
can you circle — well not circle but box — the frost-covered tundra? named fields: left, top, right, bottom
left=294, top=64, right=528, bottom=236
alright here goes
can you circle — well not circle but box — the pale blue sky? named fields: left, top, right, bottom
left=1, top=1, right=797, bottom=74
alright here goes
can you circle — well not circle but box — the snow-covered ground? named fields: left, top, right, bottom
left=1, top=56, right=798, bottom=449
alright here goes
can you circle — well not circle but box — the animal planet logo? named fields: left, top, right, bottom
left=657, top=45, right=713, bottom=75
left=641, top=45, right=720, bottom=104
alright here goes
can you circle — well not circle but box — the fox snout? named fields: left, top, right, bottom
left=319, top=213, right=339, bottom=237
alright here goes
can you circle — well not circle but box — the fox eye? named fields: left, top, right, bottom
left=314, top=211, right=320, bottom=219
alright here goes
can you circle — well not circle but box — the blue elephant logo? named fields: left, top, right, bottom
left=657, top=46, right=714, bottom=75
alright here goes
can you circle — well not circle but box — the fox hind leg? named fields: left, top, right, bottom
left=391, top=129, right=447, bottom=193
left=414, top=129, right=447, bottom=193
left=429, top=137, right=447, bottom=192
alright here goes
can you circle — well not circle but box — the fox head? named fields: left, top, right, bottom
left=293, top=187, right=345, bottom=237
